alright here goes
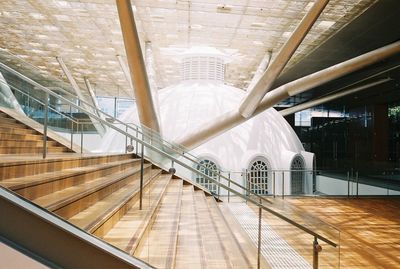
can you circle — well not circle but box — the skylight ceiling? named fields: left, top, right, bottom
left=0, top=0, right=376, bottom=98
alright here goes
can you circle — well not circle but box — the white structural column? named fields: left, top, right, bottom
left=246, top=50, right=273, bottom=92
left=116, top=54, right=133, bottom=90
left=177, top=41, right=400, bottom=150
left=145, top=41, right=161, bottom=123
left=56, top=56, right=87, bottom=102
left=239, top=0, right=329, bottom=118
left=83, top=77, right=102, bottom=116
left=280, top=78, right=391, bottom=116
left=57, top=56, right=105, bottom=135
left=116, top=0, right=160, bottom=132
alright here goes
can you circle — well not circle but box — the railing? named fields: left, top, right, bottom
left=0, top=60, right=340, bottom=268
left=0, top=186, right=154, bottom=269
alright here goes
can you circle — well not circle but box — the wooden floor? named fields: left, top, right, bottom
left=256, top=197, right=400, bottom=269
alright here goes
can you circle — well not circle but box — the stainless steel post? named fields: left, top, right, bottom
left=282, top=171, right=285, bottom=199
left=42, top=92, right=49, bottom=159
left=217, top=172, right=221, bottom=200
left=80, top=122, right=83, bottom=154
left=139, top=142, right=144, bottom=210
left=313, top=236, right=322, bottom=269
left=257, top=199, right=262, bottom=269
left=228, top=172, right=231, bottom=203
left=125, top=125, right=128, bottom=153
left=70, top=120, right=74, bottom=150
left=356, top=171, right=359, bottom=197
left=135, top=127, right=138, bottom=155
left=273, top=171, right=276, bottom=198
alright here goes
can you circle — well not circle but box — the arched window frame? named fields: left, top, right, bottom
left=291, top=155, right=305, bottom=195
left=195, top=158, right=219, bottom=193
left=247, top=157, right=270, bottom=195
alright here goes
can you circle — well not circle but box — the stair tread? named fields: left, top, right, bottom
left=0, top=158, right=138, bottom=189
left=33, top=163, right=152, bottom=211
left=0, top=126, right=38, bottom=134
left=174, top=185, right=206, bottom=269
left=218, top=203, right=271, bottom=269
left=102, top=173, right=172, bottom=253
left=134, top=179, right=183, bottom=269
left=191, top=190, right=234, bottom=269
left=69, top=169, right=162, bottom=231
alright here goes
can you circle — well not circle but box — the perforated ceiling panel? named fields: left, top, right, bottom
left=0, top=0, right=377, bottom=98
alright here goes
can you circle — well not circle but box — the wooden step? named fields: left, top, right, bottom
left=0, top=153, right=135, bottom=180
left=0, top=126, right=39, bottom=135
left=0, top=116, right=24, bottom=125
left=69, top=169, right=163, bottom=237
left=33, top=164, right=153, bottom=218
left=0, top=140, right=58, bottom=147
left=0, top=132, right=44, bottom=142
left=0, top=146, right=68, bottom=154
left=190, top=190, right=233, bottom=269
left=217, top=202, right=270, bottom=269
left=0, top=121, right=31, bottom=129
left=102, top=173, right=172, bottom=254
left=1, top=158, right=140, bottom=200
left=174, top=184, right=206, bottom=269
left=134, top=179, right=183, bottom=269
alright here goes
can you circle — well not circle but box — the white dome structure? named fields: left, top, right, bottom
left=101, top=47, right=314, bottom=195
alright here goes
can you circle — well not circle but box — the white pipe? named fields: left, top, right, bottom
left=56, top=56, right=87, bottom=102
left=116, top=0, right=160, bottom=132
left=239, top=0, right=329, bottom=118
left=176, top=41, right=400, bottom=150
left=145, top=41, right=161, bottom=123
left=57, top=56, right=105, bottom=135
left=246, top=50, right=273, bottom=92
left=280, top=78, right=391, bottom=116
left=116, top=54, right=133, bottom=90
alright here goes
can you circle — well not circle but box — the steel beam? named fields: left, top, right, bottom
left=116, top=0, right=160, bottom=132
left=246, top=50, right=273, bottom=92
left=239, top=0, right=329, bottom=118
left=145, top=41, right=161, bottom=122
left=176, top=41, right=400, bottom=149
left=56, top=56, right=86, bottom=102
left=57, top=56, right=105, bottom=135
left=83, top=77, right=101, bottom=114
left=280, top=78, right=391, bottom=116
left=117, top=54, right=133, bottom=90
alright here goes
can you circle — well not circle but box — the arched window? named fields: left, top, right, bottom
left=248, top=158, right=269, bottom=195
left=195, top=159, right=218, bottom=193
left=291, top=156, right=304, bottom=194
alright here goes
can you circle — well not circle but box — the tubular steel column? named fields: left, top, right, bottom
left=42, top=92, right=49, bottom=159
left=239, top=0, right=329, bottom=118
left=176, top=41, right=400, bottom=150
left=116, top=0, right=160, bottom=132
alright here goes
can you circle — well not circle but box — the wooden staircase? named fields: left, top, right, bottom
left=0, top=113, right=268, bottom=268
left=0, top=111, right=72, bottom=154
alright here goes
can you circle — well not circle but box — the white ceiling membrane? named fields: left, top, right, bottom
left=0, top=0, right=376, bottom=98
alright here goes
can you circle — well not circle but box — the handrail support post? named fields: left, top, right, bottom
left=313, top=236, right=322, bottom=269
left=257, top=199, right=262, bottom=269
left=42, top=92, right=49, bottom=159
left=139, top=142, right=144, bottom=210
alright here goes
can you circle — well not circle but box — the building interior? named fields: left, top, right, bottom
left=0, top=0, right=399, bottom=268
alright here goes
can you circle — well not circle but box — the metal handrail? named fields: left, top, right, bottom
left=1, top=80, right=79, bottom=125
left=0, top=186, right=154, bottom=269
left=0, top=61, right=339, bottom=248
